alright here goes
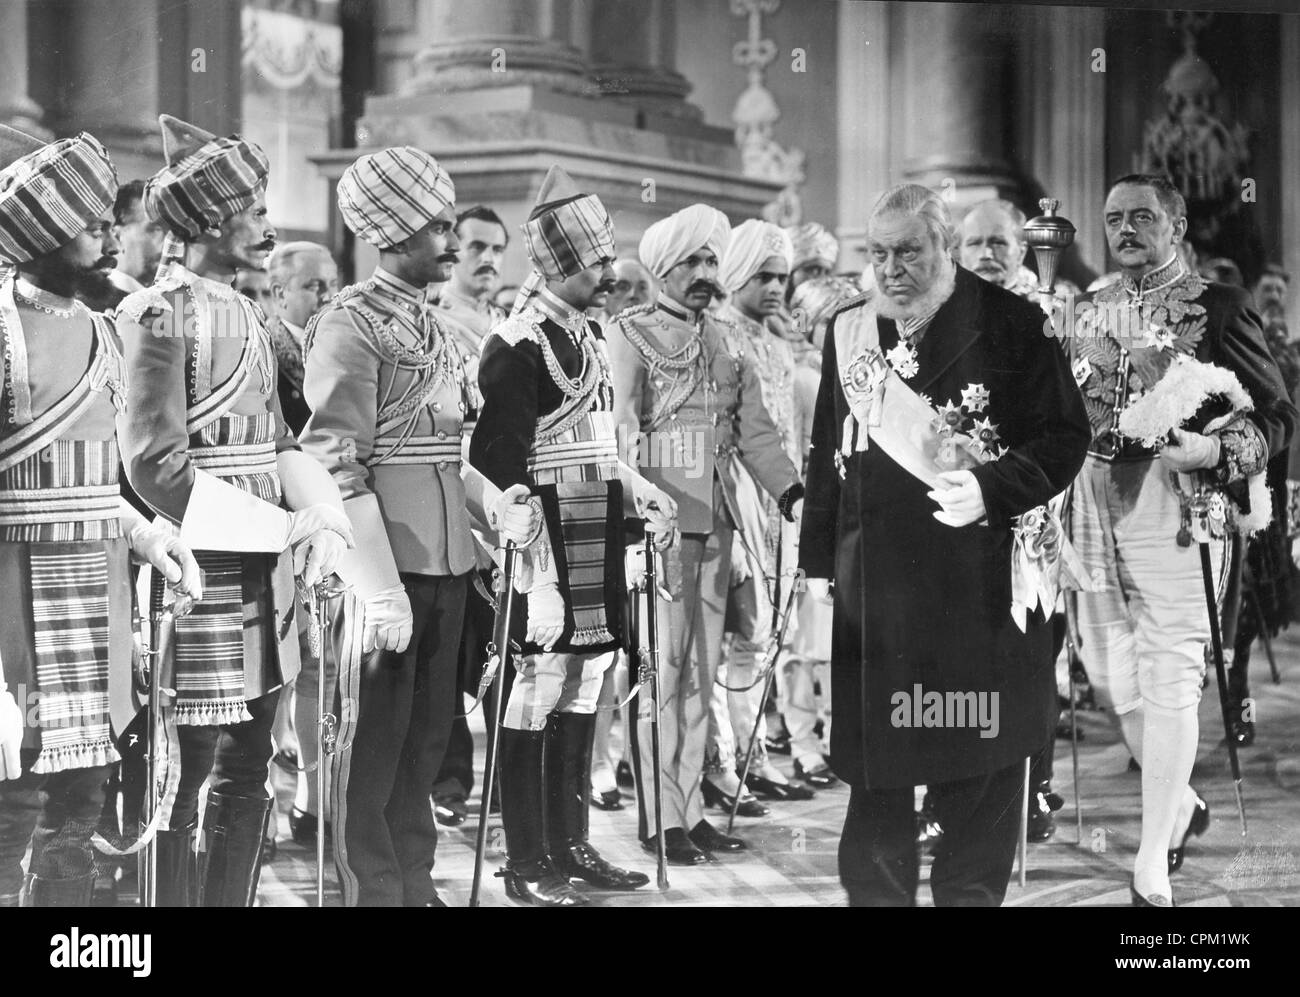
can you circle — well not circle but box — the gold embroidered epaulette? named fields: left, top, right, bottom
left=830, top=291, right=872, bottom=319
left=115, top=272, right=188, bottom=323
left=491, top=308, right=546, bottom=348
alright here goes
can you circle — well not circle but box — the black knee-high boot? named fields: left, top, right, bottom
left=151, top=818, right=197, bottom=907
left=497, top=726, right=584, bottom=907
left=548, top=712, right=648, bottom=890
left=197, top=792, right=271, bottom=907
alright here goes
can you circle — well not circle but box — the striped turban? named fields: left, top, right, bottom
left=719, top=219, right=792, bottom=294
left=639, top=204, right=730, bottom=279
left=0, top=128, right=117, bottom=264
left=143, top=115, right=269, bottom=240
left=520, top=165, right=615, bottom=281
left=787, top=222, right=839, bottom=272
left=337, top=146, right=455, bottom=250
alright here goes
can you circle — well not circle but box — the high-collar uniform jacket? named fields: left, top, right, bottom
left=471, top=288, right=628, bottom=654
left=266, top=314, right=311, bottom=435
left=118, top=265, right=303, bottom=715
left=799, top=267, right=1091, bottom=789
left=605, top=296, right=801, bottom=537
left=300, top=268, right=478, bottom=580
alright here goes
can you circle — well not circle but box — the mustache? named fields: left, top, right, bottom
left=438, top=252, right=459, bottom=264
left=94, top=255, right=117, bottom=270
left=687, top=278, right=719, bottom=297
left=473, top=264, right=497, bottom=276
left=595, top=280, right=617, bottom=294
left=253, top=238, right=276, bottom=252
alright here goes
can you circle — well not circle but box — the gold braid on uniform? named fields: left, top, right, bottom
left=615, top=306, right=705, bottom=430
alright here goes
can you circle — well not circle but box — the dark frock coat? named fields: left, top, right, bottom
left=799, top=267, right=1090, bottom=789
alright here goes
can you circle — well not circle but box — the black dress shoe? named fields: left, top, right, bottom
left=434, top=794, right=468, bottom=827
left=793, top=759, right=839, bottom=789
left=498, top=858, right=588, bottom=906
left=1027, top=792, right=1056, bottom=843
left=1168, top=794, right=1210, bottom=874
left=764, top=731, right=792, bottom=755
left=557, top=842, right=649, bottom=890
left=615, top=760, right=635, bottom=788
left=288, top=808, right=330, bottom=847
left=745, top=773, right=814, bottom=801
left=591, top=788, right=624, bottom=811
left=701, top=778, right=769, bottom=817
left=689, top=819, right=747, bottom=853
left=1228, top=711, right=1256, bottom=747
left=643, top=828, right=708, bottom=865
left=1130, top=880, right=1174, bottom=907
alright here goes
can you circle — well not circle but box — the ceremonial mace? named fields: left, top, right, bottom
left=300, top=578, right=345, bottom=907
left=470, top=542, right=520, bottom=908
left=641, top=538, right=669, bottom=890
left=1021, top=198, right=1081, bottom=878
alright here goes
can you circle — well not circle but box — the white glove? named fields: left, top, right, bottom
left=1291, top=537, right=1300, bottom=571
left=128, top=523, right=203, bottom=617
left=527, top=582, right=566, bottom=651
left=0, top=680, right=22, bottom=780
left=730, top=532, right=752, bottom=585
left=361, top=584, right=414, bottom=655
left=926, top=470, right=987, bottom=528
left=289, top=503, right=353, bottom=587
left=489, top=483, right=542, bottom=548
left=1160, top=428, right=1222, bottom=473
left=637, top=486, right=678, bottom=552
left=805, top=578, right=834, bottom=604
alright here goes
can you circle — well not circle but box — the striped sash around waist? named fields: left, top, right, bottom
left=0, top=439, right=122, bottom=542
left=529, top=411, right=619, bottom=485
left=190, top=412, right=280, bottom=505
left=371, top=433, right=463, bottom=468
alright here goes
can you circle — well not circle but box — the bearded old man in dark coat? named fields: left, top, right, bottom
left=799, top=183, right=1090, bottom=906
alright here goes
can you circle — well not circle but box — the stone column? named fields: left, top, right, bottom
left=1025, top=4, right=1107, bottom=276
left=0, top=0, right=46, bottom=136
left=836, top=0, right=892, bottom=270
left=897, top=1, right=1021, bottom=203
left=65, top=0, right=160, bottom=154
left=1282, top=15, right=1300, bottom=323
left=404, top=0, right=589, bottom=95
left=586, top=0, right=698, bottom=120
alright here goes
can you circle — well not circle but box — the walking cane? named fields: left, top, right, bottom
left=1017, top=757, right=1030, bottom=888
left=1188, top=486, right=1248, bottom=835
left=1247, top=591, right=1282, bottom=685
left=470, top=541, right=519, bottom=908
left=138, top=595, right=175, bottom=909
left=302, top=579, right=344, bottom=908
left=728, top=573, right=802, bottom=836
left=1063, top=591, right=1085, bottom=846
left=642, top=537, right=669, bottom=890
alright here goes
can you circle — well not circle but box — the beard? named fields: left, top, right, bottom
left=875, top=256, right=957, bottom=322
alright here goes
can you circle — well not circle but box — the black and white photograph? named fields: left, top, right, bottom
left=0, top=0, right=1296, bottom=955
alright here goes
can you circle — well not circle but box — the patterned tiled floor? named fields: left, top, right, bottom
left=129, top=633, right=1300, bottom=907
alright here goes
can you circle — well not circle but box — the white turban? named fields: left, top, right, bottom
left=639, top=204, right=730, bottom=279
left=719, top=219, right=793, bottom=294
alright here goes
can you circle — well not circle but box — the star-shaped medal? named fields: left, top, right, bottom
left=934, top=400, right=964, bottom=437
left=960, top=383, right=990, bottom=413
left=885, top=341, right=919, bottom=380
left=972, top=416, right=1001, bottom=453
